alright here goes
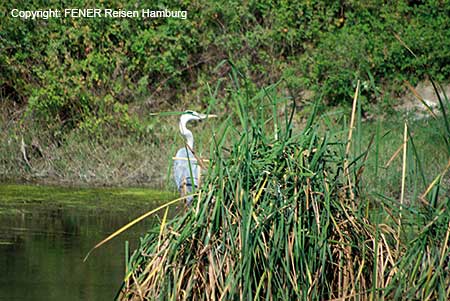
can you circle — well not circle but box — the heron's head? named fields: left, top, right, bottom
left=180, top=110, right=217, bottom=125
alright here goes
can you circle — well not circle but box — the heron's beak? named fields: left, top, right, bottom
left=199, top=113, right=217, bottom=120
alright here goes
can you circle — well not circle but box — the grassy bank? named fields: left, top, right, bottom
left=116, top=78, right=449, bottom=299
left=0, top=107, right=218, bottom=188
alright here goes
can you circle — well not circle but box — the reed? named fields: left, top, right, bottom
left=383, top=78, right=450, bottom=300
left=117, top=80, right=383, bottom=300
left=116, top=74, right=449, bottom=300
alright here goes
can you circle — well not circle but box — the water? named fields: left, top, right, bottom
left=0, top=184, right=174, bottom=300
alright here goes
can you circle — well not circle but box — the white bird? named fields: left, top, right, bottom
left=173, top=111, right=216, bottom=205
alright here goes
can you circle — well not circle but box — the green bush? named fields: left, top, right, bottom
left=1, top=0, right=449, bottom=137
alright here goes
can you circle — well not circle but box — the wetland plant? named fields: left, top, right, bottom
left=117, top=78, right=449, bottom=300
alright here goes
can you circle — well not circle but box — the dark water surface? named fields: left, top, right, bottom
left=0, top=184, right=174, bottom=301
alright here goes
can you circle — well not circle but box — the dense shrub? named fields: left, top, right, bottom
left=1, top=0, right=449, bottom=136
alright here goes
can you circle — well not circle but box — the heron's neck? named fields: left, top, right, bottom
left=179, top=121, right=194, bottom=149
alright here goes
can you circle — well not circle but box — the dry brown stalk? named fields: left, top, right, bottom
left=344, top=80, right=360, bottom=203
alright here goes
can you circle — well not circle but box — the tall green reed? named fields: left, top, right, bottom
left=116, top=65, right=449, bottom=300
left=117, top=74, right=386, bottom=300
left=381, top=77, right=450, bottom=300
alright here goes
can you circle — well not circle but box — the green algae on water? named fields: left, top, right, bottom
left=0, top=184, right=176, bottom=215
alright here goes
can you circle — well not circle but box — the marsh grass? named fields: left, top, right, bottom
left=116, top=72, right=449, bottom=300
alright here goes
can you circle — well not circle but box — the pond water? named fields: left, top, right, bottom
left=0, top=184, right=175, bottom=301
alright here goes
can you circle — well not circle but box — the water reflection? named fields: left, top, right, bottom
left=0, top=188, right=166, bottom=301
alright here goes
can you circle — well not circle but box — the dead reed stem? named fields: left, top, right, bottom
left=344, top=80, right=360, bottom=203
left=397, top=122, right=407, bottom=252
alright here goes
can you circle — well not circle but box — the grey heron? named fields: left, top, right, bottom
left=173, top=110, right=216, bottom=205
